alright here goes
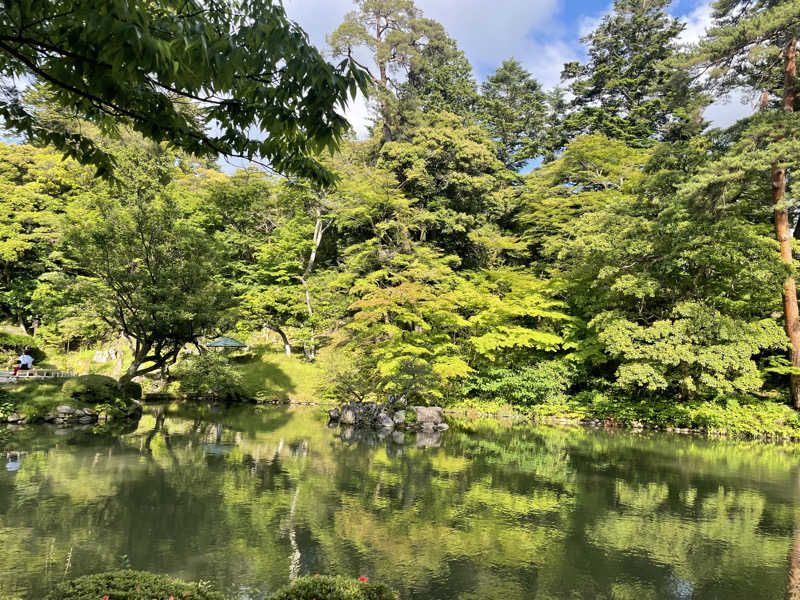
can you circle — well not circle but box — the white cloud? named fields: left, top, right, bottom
left=577, top=3, right=612, bottom=38
left=283, top=0, right=353, bottom=50
left=343, top=91, right=372, bottom=139
left=287, top=0, right=570, bottom=74
left=421, top=0, right=561, bottom=72
left=704, top=90, right=755, bottom=129
left=520, top=40, right=580, bottom=89
left=678, top=2, right=713, bottom=45
left=278, top=1, right=745, bottom=146
left=674, top=3, right=755, bottom=129
left=284, top=0, right=574, bottom=129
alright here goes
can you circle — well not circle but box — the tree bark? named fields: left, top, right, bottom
left=121, top=359, right=142, bottom=385
left=375, top=13, right=393, bottom=142
left=16, top=313, right=30, bottom=335
left=776, top=38, right=800, bottom=408
left=297, top=211, right=326, bottom=361
left=268, top=324, right=291, bottom=356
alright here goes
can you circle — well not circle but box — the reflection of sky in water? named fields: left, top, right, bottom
left=0, top=406, right=798, bottom=600
left=669, top=574, right=694, bottom=599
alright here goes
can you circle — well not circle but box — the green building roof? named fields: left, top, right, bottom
left=206, top=336, right=247, bottom=348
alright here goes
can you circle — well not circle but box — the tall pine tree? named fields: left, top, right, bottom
left=561, top=0, right=703, bottom=148
left=686, top=0, right=800, bottom=407
left=480, top=58, right=548, bottom=170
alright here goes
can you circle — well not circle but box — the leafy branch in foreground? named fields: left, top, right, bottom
left=0, top=0, right=369, bottom=184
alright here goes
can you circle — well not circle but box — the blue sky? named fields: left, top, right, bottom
left=281, top=0, right=752, bottom=137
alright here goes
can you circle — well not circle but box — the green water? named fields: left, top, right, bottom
left=1, top=405, right=799, bottom=600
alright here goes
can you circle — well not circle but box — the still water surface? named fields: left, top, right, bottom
left=1, top=405, right=799, bottom=599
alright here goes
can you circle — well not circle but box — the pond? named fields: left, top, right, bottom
left=1, top=405, right=799, bottom=600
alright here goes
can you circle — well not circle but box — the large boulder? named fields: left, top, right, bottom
left=412, top=406, right=444, bottom=424
left=340, top=407, right=356, bottom=425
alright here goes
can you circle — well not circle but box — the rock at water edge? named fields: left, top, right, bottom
left=412, top=406, right=443, bottom=424
left=340, top=408, right=356, bottom=425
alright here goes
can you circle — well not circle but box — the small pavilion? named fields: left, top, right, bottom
left=206, top=336, right=247, bottom=352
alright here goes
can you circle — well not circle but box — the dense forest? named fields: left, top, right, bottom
left=2, top=0, right=800, bottom=432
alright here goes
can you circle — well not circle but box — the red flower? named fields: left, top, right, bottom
left=102, top=596, right=109, bottom=600
left=359, top=576, right=368, bottom=582
left=169, top=597, right=174, bottom=600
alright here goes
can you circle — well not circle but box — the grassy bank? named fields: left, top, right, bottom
left=446, top=393, right=800, bottom=440
left=0, top=380, right=83, bottom=421
left=235, top=350, right=326, bottom=402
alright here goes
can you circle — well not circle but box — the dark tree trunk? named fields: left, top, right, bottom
left=120, top=359, right=142, bottom=385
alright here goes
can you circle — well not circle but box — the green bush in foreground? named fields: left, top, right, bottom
left=44, top=570, right=224, bottom=600
left=46, top=572, right=398, bottom=600
left=270, top=576, right=399, bottom=600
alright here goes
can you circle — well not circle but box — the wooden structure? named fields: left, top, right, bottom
left=0, top=369, right=74, bottom=383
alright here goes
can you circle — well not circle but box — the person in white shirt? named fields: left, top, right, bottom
left=13, top=351, right=33, bottom=376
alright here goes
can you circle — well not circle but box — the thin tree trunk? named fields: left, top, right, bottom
left=776, top=38, right=799, bottom=408
left=298, top=211, right=325, bottom=360
left=375, top=14, right=393, bottom=142
left=17, top=313, right=29, bottom=335
left=268, top=324, right=291, bottom=357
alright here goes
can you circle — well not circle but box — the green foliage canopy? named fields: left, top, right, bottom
left=0, top=0, right=368, bottom=184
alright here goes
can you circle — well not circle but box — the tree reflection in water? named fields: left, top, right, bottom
left=0, top=405, right=799, bottom=600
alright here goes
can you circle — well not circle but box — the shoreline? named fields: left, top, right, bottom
left=5, top=396, right=800, bottom=444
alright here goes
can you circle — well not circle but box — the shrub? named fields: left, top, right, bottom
left=463, top=360, right=577, bottom=407
left=44, top=570, right=223, bottom=600
left=62, top=374, right=120, bottom=404
left=0, top=332, right=45, bottom=363
left=119, top=380, right=143, bottom=400
left=270, top=576, right=399, bottom=600
left=172, top=353, right=248, bottom=402
left=0, top=389, right=14, bottom=418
